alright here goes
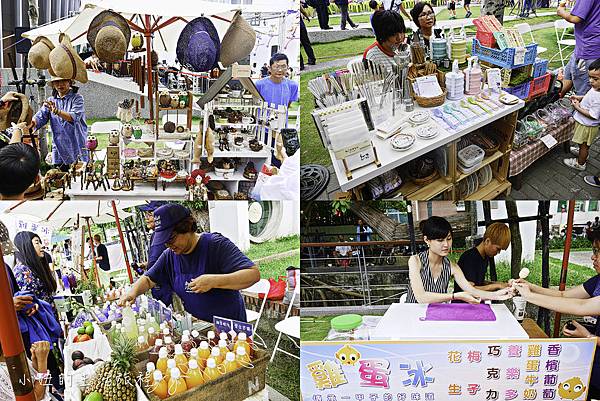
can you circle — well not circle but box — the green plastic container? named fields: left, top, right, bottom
left=330, top=314, right=363, bottom=331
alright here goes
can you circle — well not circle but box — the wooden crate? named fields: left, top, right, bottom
left=141, top=348, right=269, bottom=401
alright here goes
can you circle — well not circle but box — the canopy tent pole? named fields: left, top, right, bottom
left=84, top=217, right=101, bottom=288
left=0, top=247, right=36, bottom=401
left=144, top=15, right=155, bottom=120
left=553, top=200, right=575, bottom=337
left=112, top=201, right=134, bottom=284
left=79, top=215, right=87, bottom=280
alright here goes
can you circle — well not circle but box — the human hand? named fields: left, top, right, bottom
left=571, top=98, right=581, bottom=108
left=455, top=292, right=481, bottom=304
left=187, top=274, right=219, bottom=293
left=563, top=320, right=591, bottom=338
left=118, top=291, right=135, bottom=306
left=512, top=282, right=532, bottom=298
left=43, top=101, right=58, bottom=115
left=30, top=341, right=50, bottom=373
left=491, top=287, right=514, bottom=301
left=13, top=295, right=33, bottom=311
left=27, top=119, right=36, bottom=131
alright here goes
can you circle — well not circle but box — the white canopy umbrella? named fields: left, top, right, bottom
left=0, top=200, right=143, bottom=222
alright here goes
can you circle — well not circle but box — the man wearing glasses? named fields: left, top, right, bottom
left=255, top=53, right=299, bottom=108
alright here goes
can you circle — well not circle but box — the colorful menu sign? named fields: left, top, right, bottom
left=301, top=339, right=596, bottom=401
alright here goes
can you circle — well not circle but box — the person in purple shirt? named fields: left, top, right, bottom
left=255, top=53, right=299, bottom=108
left=28, top=76, right=88, bottom=171
left=119, top=204, right=260, bottom=322
left=557, top=0, right=600, bottom=96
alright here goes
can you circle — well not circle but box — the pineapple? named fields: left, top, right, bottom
left=85, top=334, right=138, bottom=401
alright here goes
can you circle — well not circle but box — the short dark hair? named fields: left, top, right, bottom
left=589, top=58, right=600, bottom=72
left=372, top=10, right=406, bottom=44
left=93, top=234, right=101, bottom=242
left=0, top=143, right=39, bottom=197
left=419, top=216, right=453, bottom=240
left=369, top=0, right=379, bottom=9
left=172, top=216, right=199, bottom=235
left=410, top=2, right=435, bottom=29
left=269, top=53, right=289, bottom=66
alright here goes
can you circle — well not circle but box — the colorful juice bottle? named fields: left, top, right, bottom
left=164, top=336, right=175, bottom=356
left=167, top=368, right=188, bottom=396
left=149, top=338, right=164, bottom=364
left=207, top=330, right=217, bottom=347
left=198, top=341, right=211, bottom=361
left=219, top=332, right=229, bottom=346
left=139, top=325, right=148, bottom=343
left=147, top=327, right=158, bottom=347
left=165, top=358, right=177, bottom=382
left=223, top=352, right=239, bottom=373
left=185, top=359, right=205, bottom=389
left=161, top=327, right=171, bottom=342
left=180, top=334, right=194, bottom=353
left=191, top=330, right=201, bottom=348
left=235, top=347, right=251, bottom=366
left=146, top=361, right=156, bottom=386
left=211, top=346, right=224, bottom=365
left=137, top=335, right=148, bottom=352
left=218, top=339, right=229, bottom=356
left=189, top=348, right=205, bottom=369
left=156, top=347, right=169, bottom=375
left=174, top=344, right=189, bottom=374
left=121, top=304, right=138, bottom=340
left=233, top=332, right=252, bottom=358
left=203, top=358, right=222, bottom=382
left=151, top=370, right=169, bottom=400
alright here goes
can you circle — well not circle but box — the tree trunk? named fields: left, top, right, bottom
left=506, top=201, right=522, bottom=278
left=350, top=203, right=472, bottom=241
left=537, top=200, right=551, bottom=335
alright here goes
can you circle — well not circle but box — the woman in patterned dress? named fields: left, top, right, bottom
left=13, top=231, right=57, bottom=306
left=405, top=216, right=513, bottom=303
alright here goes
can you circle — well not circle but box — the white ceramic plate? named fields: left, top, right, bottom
left=390, top=132, right=416, bottom=151
left=409, top=111, right=430, bottom=125
left=416, top=126, right=439, bottom=140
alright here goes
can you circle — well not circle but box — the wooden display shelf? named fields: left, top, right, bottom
left=465, top=178, right=511, bottom=200
left=215, top=122, right=259, bottom=128
left=158, top=106, right=191, bottom=111
left=456, top=151, right=504, bottom=182
left=207, top=171, right=254, bottom=182
left=400, top=176, right=453, bottom=200
left=212, top=148, right=270, bottom=158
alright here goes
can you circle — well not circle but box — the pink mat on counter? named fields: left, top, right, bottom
left=420, top=303, right=497, bottom=321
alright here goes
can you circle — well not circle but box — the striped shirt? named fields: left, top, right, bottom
left=405, top=250, right=452, bottom=303
left=363, top=42, right=397, bottom=72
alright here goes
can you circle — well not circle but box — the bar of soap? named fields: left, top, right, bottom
left=519, top=268, right=530, bottom=279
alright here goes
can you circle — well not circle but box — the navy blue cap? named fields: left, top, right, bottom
left=139, top=201, right=167, bottom=212
left=153, top=204, right=191, bottom=245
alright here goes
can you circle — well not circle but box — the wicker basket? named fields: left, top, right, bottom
left=411, top=170, right=439, bottom=186
left=407, top=70, right=447, bottom=108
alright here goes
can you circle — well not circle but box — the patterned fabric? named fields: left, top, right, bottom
left=509, top=118, right=575, bottom=177
left=363, top=42, right=397, bottom=72
left=13, top=263, right=54, bottom=305
left=405, top=250, right=452, bottom=303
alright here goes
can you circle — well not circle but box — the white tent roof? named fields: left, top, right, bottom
left=0, top=200, right=143, bottom=223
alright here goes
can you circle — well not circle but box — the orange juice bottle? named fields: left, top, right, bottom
left=218, top=339, right=229, bottom=356
left=137, top=335, right=148, bottom=352
left=219, top=332, right=229, bottom=344
left=223, top=352, right=239, bottom=373
left=174, top=344, right=189, bottom=374
left=189, top=348, right=206, bottom=369
left=235, top=347, right=251, bottom=366
left=233, top=332, right=251, bottom=358
left=145, top=361, right=156, bottom=386
left=164, top=336, right=175, bottom=356
left=185, top=359, right=205, bottom=389
left=151, top=370, right=169, bottom=400
left=191, top=329, right=201, bottom=348
left=165, top=358, right=177, bottom=382
left=211, top=346, right=224, bottom=365
left=167, top=368, right=187, bottom=396
left=156, top=347, right=169, bottom=375
left=207, top=330, right=217, bottom=347
left=198, top=341, right=211, bottom=360
left=203, top=358, right=222, bottom=382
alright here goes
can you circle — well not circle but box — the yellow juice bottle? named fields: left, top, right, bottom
left=211, top=346, right=224, bottom=365
left=223, top=352, right=239, bottom=373
left=165, top=358, right=177, bottom=382
left=174, top=344, right=189, bottom=374
left=167, top=368, right=187, bottom=396
left=151, top=370, right=169, bottom=400
left=145, top=361, right=156, bottom=386
left=185, top=359, right=205, bottom=389
left=218, top=339, right=229, bottom=356
left=233, top=332, right=251, bottom=358
left=207, top=330, right=217, bottom=347
left=156, top=347, right=169, bottom=375
left=203, top=358, right=222, bottom=382
left=198, top=341, right=211, bottom=360
left=189, top=348, right=206, bottom=369
left=235, top=347, right=251, bottom=366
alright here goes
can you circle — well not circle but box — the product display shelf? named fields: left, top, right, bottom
left=455, top=150, right=504, bottom=182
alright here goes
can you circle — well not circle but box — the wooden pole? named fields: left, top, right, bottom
left=144, top=14, right=155, bottom=121
left=538, top=200, right=551, bottom=335
left=406, top=201, right=416, bottom=255
left=482, top=201, right=497, bottom=281
left=553, top=200, right=575, bottom=337
left=79, top=220, right=87, bottom=280
left=84, top=217, right=100, bottom=288
left=112, top=201, right=134, bottom=284
left=0, top=246, right=36, bottom=401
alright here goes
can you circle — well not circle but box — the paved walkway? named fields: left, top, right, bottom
left=549, top=251, right=595, bottom=268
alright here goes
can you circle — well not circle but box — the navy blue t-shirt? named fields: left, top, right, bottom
left=148, top=231, right=172, bottom=306
left=145, top=232, right=254, bottom=322
left=455, top=247, right=489, bottom=293
left=583, top=274, right=600, bottom=389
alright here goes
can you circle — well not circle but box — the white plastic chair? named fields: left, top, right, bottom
left=270, top=284, right=300, bottom=363
left=553, top=19, right=576, bottom=68
left=243, top=278, right=271, bottom=346
left=399, top=292, right=407, bottom=303
left=514, top=23, right=547, bottom=55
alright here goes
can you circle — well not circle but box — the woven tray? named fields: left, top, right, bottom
left=407, top=68, right=447, bottom=108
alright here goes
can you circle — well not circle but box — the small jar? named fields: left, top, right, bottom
left=325, top=314, right=369, bottom=341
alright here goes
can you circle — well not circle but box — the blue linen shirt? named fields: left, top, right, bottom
left=34, top=90, right=88, bottom=164
left=255, top=77, right=299, bottom=107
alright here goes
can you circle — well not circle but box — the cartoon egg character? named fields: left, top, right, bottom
left=558, top=377, right=586, bottom=400
left=335, top=345, right=361, bottom=366
left=86, top=135, right=98, bottom=151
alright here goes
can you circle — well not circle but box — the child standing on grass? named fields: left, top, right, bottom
left=563, top=59, right=600, bottom=176
left=447, top=0, right=457, bottom=19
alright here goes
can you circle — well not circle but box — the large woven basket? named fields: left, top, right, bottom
left=407, top=68, right=447, bottom=108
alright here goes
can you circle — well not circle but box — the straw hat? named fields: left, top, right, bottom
left=49, top=33, right=88, bottom=83
left=219, top=11, right=256, bottom=67
left=87, top=10, right=131, bottom=63
left=0, top=92, right=33, bottom=131
left=28, top=36, right=56, bottom=74
left=176, top=17, right=220, bottom=72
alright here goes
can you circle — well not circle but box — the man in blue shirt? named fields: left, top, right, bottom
left=255, top=53, right=299, bottom=108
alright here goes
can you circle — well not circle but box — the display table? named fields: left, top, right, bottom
left=370, top=303, right=529, bottom=340
left=521, top=317, right=549, bottom=338
left=65, top=181, right=188, bottom=200
left=509, top=117, right=575, bottom=179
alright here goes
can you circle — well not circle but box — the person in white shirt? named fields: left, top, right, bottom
left=334, top=236, right=353, bottom=268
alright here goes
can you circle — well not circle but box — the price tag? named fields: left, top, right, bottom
left=514, top=47, right=526, bottom=66
left=213, top=316, right=254, bottom=338
left=540, top=134, right=558, bottom=149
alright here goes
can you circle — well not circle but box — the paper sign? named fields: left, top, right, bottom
left=213, top=316, right=254, bottom=338
left=333, top=140, right=372, bottom=160
left=514, top=47, right=527, bottom=66
left=540, top=134, right=558, bottom=149
left=341, top=147, right=377, bottom=172
left=301, top=338, right=596, bottom=401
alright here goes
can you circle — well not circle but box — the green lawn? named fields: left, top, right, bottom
left=300, top=70, right=334, bottom=166
left=245, top=235, right=300, bottom=260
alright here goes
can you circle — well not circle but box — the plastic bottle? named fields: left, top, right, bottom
left=198, top=341, right=211, bottom=359
left=167, top=368, right=188, bottom=396
left=180, top=334, right=194, bottom=353
left=165, top=359, right=177, bottom=382
left=139, top=325, right=148, bottom=343
left=122, top=304, right=138, bottom=340
left=174, top=344, right=189, bottom=374
left=164, top=336, right=175, bottom=356
left=147, top=327, right=158, bottom=347
left=219, top=332, right=229, bottom=345
left=203, top=358, right=222, bottom=382
left=218, top=339, right=229, bottom=356
left=191, top=330, right=201, bottom=348
left=156, top=347, right=169, bottom=375
left=182, top=329, right=190, bottom=338
left=146, top=361, right=156, bottom=386
left=147, top=312, right=160, bottom=334
left=161, top=327, right=171, bottom=342
left=223, top=352, right=239, bottom=373
left=149, top=338, right=163, bottom=364
left=211, top=346, right=224, bottom=365
left=151, top=370, right=169, bottom=400
left=233, top=332, right=251, bottom=358
left=137, top=335, right=148, bottom=352
left=189, top=347, right=205, bottom=369
left=185, top=359, right=205, bottom=388
left=235, top=347, right=251, bottom=366
left=207, top=330, right=217, bottom=347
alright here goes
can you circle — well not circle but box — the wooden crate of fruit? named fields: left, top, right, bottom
left=141, top=348, right=269, bottom=401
